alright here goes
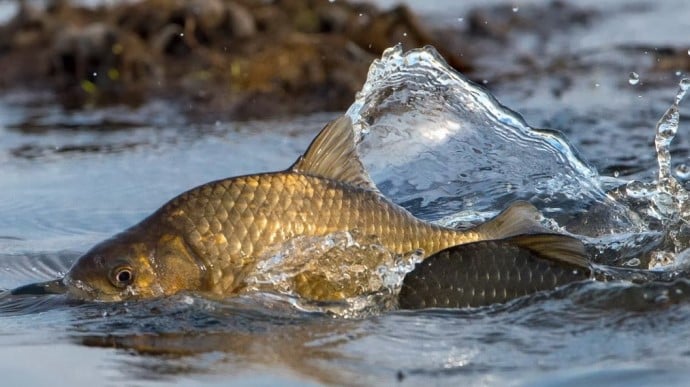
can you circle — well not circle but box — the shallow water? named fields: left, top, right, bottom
left=4, top=0, right=690, bottom=386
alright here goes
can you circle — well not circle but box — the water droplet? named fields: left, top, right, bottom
left=179, top=32, right=184, bottom=37
left=482, top=79, right=488, bottom=84
left=687, top=48, right=690, bottom=55
left=675, top=164, right=690, bottom=179
left=613, top=170, right=620, bottom=177
left=594, top=82, right=600, bottom=87
left=655, top=292, right=670, bottom=304
left=628, top=72, right=640, bottom=85
left=92, top=72, right=97, bottom=77
left=512, top=6, right=519, bottom=12
left=680, top=78, right=690, bottom=92
left=403, top=32, right=407, bottom=37
left=457, top=17, right=464, bottom=22
left=329, top=0, right=335, bottom=3
left=358, top=13, right=363, bottom=17
left=624, top=258, right=641, bottom=267
left=676, top=71, right=682, bottom=76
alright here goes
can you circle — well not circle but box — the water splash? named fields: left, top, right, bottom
left=598, top=78, right=690, bottom=269
left=343, top=46, right=690, bottom=270
left=243, top=231, right=423, bottom=315
left=622, top=78, right=690, bottom=268
left=346, top=45, right=642, bottom=234
left=654, top=79, right=690, bottom=213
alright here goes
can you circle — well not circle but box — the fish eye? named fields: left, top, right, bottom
left=110, top=266, right=135, bottom=288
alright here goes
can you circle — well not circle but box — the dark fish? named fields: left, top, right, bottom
left=14, top=116, right=588, bottom=302
left=398, top=235, right=592, bottom=309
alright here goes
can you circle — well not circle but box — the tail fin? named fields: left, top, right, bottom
left=507, top=234, right=589, bottom=269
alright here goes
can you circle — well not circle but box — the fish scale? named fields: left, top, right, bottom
left=399, top=238, right=591, bottom=309
left=161, top=172, right=469, bottom=296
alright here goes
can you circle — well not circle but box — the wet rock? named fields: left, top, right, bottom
left=50, top=23, right=119, bottom=81
left=185, top=0, right=226, bottom=36
left=225, top=2, right=256, bottom=38
left=48, top=22, right=158, bottom=108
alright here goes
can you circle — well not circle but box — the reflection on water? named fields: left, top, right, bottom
left=4, top=278, right=690, bottom=385
left=77, top=314, right=364, bottom=384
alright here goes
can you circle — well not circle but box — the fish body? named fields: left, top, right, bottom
left=21, top=116, right=589, bottom=303
left=398, top=235, right=592, bottom=309
left=161, top=171, right=473, bottom=294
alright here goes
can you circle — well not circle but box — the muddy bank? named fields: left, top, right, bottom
left=0, top=0, right=686, bottom=122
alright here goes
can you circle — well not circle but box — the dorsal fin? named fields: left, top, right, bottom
left=290, top=115, right=378, bottom=191
left=506, top=234, right=591, bottom=271
left=473, top=201, right=551, bottom=240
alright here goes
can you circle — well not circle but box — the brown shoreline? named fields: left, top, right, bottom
left=0, top=0, right=471, bottom=121
left=1, top=0, right=686, bottom=123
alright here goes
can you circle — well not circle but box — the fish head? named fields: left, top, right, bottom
left=65, top=228, right=204, bottom=301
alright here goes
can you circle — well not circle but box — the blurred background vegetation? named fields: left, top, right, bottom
left=0, top=0, right=688, bottom=122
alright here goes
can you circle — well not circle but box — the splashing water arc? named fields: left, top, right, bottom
left=344, top=45, right=690, bottom=271
left=345, top=45, right=636, bottom=233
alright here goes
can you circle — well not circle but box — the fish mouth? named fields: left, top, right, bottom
left=10, top=278, right=68, bottom=296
